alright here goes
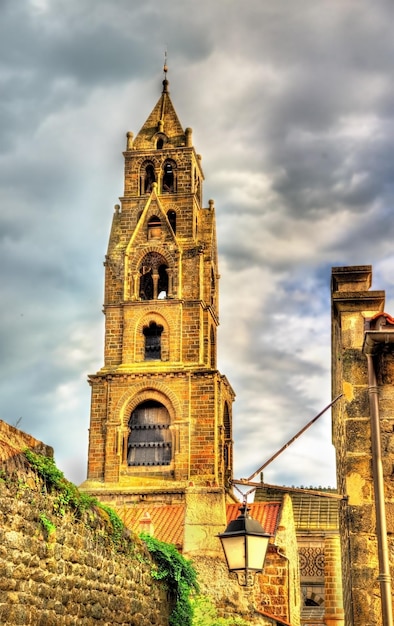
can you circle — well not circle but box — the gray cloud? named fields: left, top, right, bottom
left=0, top=0, right=393, bottom=488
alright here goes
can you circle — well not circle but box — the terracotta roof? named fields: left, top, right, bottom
left=116, top=504, right=185, bottom=547
left=118, top=501, right=282, bottom=549
left=226, top=502, right=281, bottom=537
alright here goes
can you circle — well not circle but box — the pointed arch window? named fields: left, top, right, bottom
left=162, top=160, right=176, bottom=193
left=143, top=322, right=163, bottom=360
left=139, top=252, right=169, bottom=300
left=167, top=210, right=176, bottom=233
left=128, top=400, right=172, bottom=466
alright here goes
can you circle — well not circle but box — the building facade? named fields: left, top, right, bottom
left=255, top=485, right=344, bottom=626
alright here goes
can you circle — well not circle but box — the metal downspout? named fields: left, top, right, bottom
left=366, top=354, right=393, bottom=626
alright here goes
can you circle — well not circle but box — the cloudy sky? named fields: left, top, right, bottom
left=1, top=0, right=394, bottom=489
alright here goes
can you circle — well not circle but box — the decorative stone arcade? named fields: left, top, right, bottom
left=82, top=71, right=235, bottom=553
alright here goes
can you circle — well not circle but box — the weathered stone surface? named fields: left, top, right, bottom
left=332, top=266, right=394, bottom=626
left=0, top=475, right=171, bottom=625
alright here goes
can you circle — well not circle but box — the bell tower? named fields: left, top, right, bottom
left=84, top=69, right=234, bottom=507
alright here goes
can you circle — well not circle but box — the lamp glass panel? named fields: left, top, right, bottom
left=246, top=535, right=269, bottom=571
left=221, top=535, right=246, bottom=571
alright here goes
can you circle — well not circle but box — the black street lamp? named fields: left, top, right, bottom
left=218, top=504, right=271, bottom=587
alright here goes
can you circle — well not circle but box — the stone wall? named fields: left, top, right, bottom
left=331, top=266, right=394, bottom=626
left=0, top=422, right=171, bottom=626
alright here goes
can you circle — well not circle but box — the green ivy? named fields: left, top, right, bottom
left=39, top=513, right=56, bottom=537
left=97, top=503, right=125, bottom=545
left=141, top=533, right=199, bottom=626
left=24, top=448, right=97, bottom=516
left=191, top=596, right=250, bottom=626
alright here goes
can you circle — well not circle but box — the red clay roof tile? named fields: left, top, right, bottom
left=118, top=500, right=281, bottom=549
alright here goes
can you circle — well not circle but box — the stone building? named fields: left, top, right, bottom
left=255, top=485, right=343, bottom=626
left=331, top=265, right=394, bottom=626
left=80, top=70, right=301, bottom=625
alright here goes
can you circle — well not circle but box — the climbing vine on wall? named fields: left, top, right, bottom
left=22, top=449, right=199, bottom=624
left=140, top=532, right=199, bottom=626
left=23, top=449, right=126, bottom=546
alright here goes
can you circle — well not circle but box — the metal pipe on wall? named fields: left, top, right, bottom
left=365, top=349, right=393, bottom=626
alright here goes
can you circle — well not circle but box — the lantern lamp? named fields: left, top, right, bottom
left=218, top=504, right=271, bottom=587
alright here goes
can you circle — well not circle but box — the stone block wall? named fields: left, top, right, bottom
left=0, top=424, right=172, bottom=626
left=331, top=266, right=394, bottom=626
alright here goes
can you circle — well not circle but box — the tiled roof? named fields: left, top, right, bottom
left=226, top=502, right=281, bottom=537
left=254, top=486, right=339, bottom=531
left=116, top=504, right=185, bottom=547
left=118, top=501, right=282, bottom=548
left=292, top=492, right=338, bottom=530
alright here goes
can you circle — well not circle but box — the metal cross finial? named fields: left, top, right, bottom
left=163, top=48, right=168, bottom=76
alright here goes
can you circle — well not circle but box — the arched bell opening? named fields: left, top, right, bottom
left=139, top=252, right=169, bottom=300
left=143, top=321, right=164, bottom=361
left=127, top=400, right=172, bottom=467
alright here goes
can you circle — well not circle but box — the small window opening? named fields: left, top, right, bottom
left=162, top=162, right=174, bottom=192
left=158, top=264, right=168, bottom=296
left=148, top=215, right=162, bottom=240
left=144, top=164, right=156, bottom=193
left=305, top=599, right=320, bottom=607
left=167, top=210, right=176, bottom=233
left=143, top=322, right=163, bottom=360
left=223, top=402, right=232, bottom=485
left=157, top=138, right=164, bottom=149
left=210, top=326, right=216, bottom=368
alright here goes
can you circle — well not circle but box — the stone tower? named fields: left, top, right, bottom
left=331, top=266, right=394, bottom=626
left=83, top=71, right=235, bottom=531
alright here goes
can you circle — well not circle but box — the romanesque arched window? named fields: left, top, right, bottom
left=127, top=400, right=172, bottom=466
left=143, top=321, right=163, bottom=360
left=139, top=252, right=169, bottom=300
left=140, top=161, right=156, bottom=194
left=162, top=160, right=176, bottom=193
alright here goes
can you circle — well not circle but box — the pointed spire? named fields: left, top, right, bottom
left=133, top=55, right=186, bottom=150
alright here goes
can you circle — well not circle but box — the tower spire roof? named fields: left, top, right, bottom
left=132, top=63, right=186, bottom=150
